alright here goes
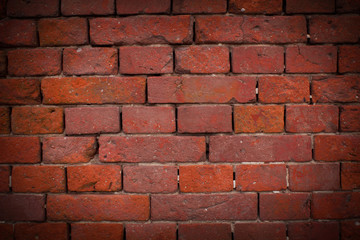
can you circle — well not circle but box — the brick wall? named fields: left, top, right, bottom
left=0, top=0, right=360, bottom=239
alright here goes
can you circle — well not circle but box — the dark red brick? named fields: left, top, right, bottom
left=151, top=194, right=257, bottom=220
left=62, top=0, right=114, bottom=15
left=7, top=0, right=59, bottom=17
left=234, top=223, right=286, bottom=240
left=179, top=223, right=231, bottom=240
left=0, top=19, right=37, bottom=46
left=339, top=45, right=360, bottom=73
left=0, top=0, right=5, bottom=18
left=287, top=0, right=335, bottom=13
left=287, top=222, right=339, bottom=240
left=126, top=223, right=176, bottom=240
left=0, top=78, right=40, bottom=105
left=47, top=194, right=149, bottom=221
left=210, top=135, right=311, bottom=162
left=0, top=50, right=5, bottom=76
left=119, top=46, right=173, bottom=74
left=0, top=107, right=9, bottom=134
left=71, top=223, right=123, bottom=240
left=341, top=163, right=360, bottom=190
left=0, top=166, right=9, bottom=192
left=117, top=0, right=170, bottom=14
left=341, top=220, right=360, bottom=240
left=336, top=0, right=360, bottom=12
left=15, top=223, right=68, bottom=240
left=0, top=224, right=13, bottom=240
left=99, top=136, right=205, bottom=163
left=173, top=0, right=226, bottom=13
left=229, top=0, right=282, bottom=14
left=0, top=137, right=41, bottom=163
left=0, top=195, right=45, bottom=221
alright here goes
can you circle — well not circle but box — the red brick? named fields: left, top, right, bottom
left=15, top=223, right=67, bottom=240
left=314, top=135, right=360, bottom=161
left=8, top=49, right=61, bottom=76
left=117, top=0, right=170, bottom=14
left=173, top=0, right=226, bottom=13
left=0, top=166, right=9, bottom=192
left=339, top=45, right=360, bottom=73
left=286, top=105, right=339, bottom=133
left=62, top=0, right=114, bottom=15
left=342, top=163, right=360, bottom=190
left=126, top=223, right=176, bottom=240
left=0, top=195, right=45, bottom=221
left=336, top=0, right=360, bottom=12
left=65, top=107, right=120, bottom=134
left=232, top=46, right=284, bottom=73
left=288, top=222, right=339, bottom=240
left=179, top=165, right=233, bottom=193
left=236, top=164, right=286, bottom=191
left=0, top=0, right=5, bottom=18
left=0, top=51, right=5, bottom=76
left=71, top=223, right=123, bottom=240
left=287, top=0, right=335, bottom=13
left=342, top=220, right=360, bottom=240
left=0, top=78, right=40, bottom=105
left=12, top=107, right=64, bottom=134
left=175, top=46, right=229, bottom=73
left=151, top=194, right=257, bottom=220
left=309, top=16, right=360, bottom=43
left=39, top=18, right=88, bottom=46
left=312, top=75, right=360, bottom=103
left=68, top=165, right=122, bottom=192
left=179, top=223, right=231, bottom=240
left=90, top=16, right=192, bottom=45
left=12, top=166, right=65, bottom=193
left=42, top=77, right=146, bottom=104
left=178, top=105, right=232, bottom=133
left=312, top=192, right=360, bottom=219
left=47, top=194, right=149, bottom=221
left=99, top=136, right=205, bottom=163
left=7, top=0, right=59, bottom=17
left=0, top=137, right=40, bottom=163
left=234, top=105, right=284, bottom=133
left=234, top=223, right=286, bottom=240
left=148, top=76, right=256, bottom=103
left=0, top=19, right=37, bottom=46
left=289, top=163, right=340, bottom=191
left=210, top=135, right=311, bottom=162
left=260, top=193, right=310, bottom=220
left=43, top=137, right=96, bottom=164
left=63, top=47, right=118, bottom=75
left=259, top=75, right=310, bottom=103
left=0, top=224, right=13, bottom=240
left=119, top=46, right=173, bottom=74
left=229, top=0, right=282, bottom=14
left=0, top=107, right=9, bottom=134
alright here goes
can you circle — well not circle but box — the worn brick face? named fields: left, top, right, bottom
left=62, top=0, right=114, bottom=15
left=14, top=223, right=68, bottom=240
left=71, top=223, right=123, bottom=240
left=7, top=0, right=59, bottom=17
left=0, top=78, right=40, bottom=105
left=229, top=0, right=282, bottom=14
left=0, top=19, right=37, bottom=46
left=117, top=0, right=170, bottom=14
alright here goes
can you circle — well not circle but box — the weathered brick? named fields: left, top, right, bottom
left=0, top=137, right=41, bottom=163
left=178, top=105, right=232, bottom=133
left=175, top=46, right=229, bottom=73
left=258, top=76, right=310, bottom=103
left=123, top=166, right=177, bottom=193
left=122, top=106, right=175, bottom=133
left=62, top=0, right=114, bottom=15
left=314, top=135, right=360, bottom=161
left=0, top=19, right=37, bottom=46
left=234, top=105, right=284, bottom=133
left=71, top=223, right=123, bottom=240
left=0, top=195, right=45, bottom=221
left=289, top=163, right=340, bottom=191
left=312, top=192, right=360, bottom=219
left=232, top=46, right=284, bottom=73
left=126, top=223, right=176, bottom=240
left=0, top=107, right=9, bottom=134
left=117, top=0, right=170, bottom=14
left=286, top=0, right=335, bottom=13
left=234, top=223, right=286, bottom=240
left=39, top=18, right=88, bottom=46
left=12, top=107, right=64, bottom=134
left=90, top=16, right=192, bottom=45
left=148, top=76, right=256, bottom=103
left=0, top=78, right=40, bottom=105
left=42, top=77, right=146, bottom=104
left=309, top=16, right=360, bottom=43
left=99, top=136, right=205, bottom=163
left=63, top=47, right=118, bottom=75
left=0, top=166, right=9, bottom=192
left=179, top=223, right=231, bottom=240
left=287, top=222, right=339, bottom=240
left=15, top=223, right=68, bottom=240
left=339, top=45, right=360, bottom=73
left=151, top=194, right=257, bottom=220
left=341, top=220, right=360, bottom=240
left=12, top=166, right=65, bottom=193
left=7, top=0, right=59, bottom=17
left=43, top=137, right=96, bottom=164
left=236, top=164, right=287, bottom=191
left=68, top=165, right=122, bottom=192
left=65, top=107, right=120, bottom=134
left=173, top=0, right=226, bottom=13
left=341, top=163, right=360, bottom=190
left=119, top=46, right=172, bottom=74
left=47, top=194, right=149, bottom=221
left=260, top=193, right=311, bottom=220
left=0, top=50, right=5, bottom=76
left=336, top=0, right=360, bottom=12
left=179, top=165, right=233, bottom=193
left=210, top=135, right=311, bottom=162
left=8, top=49, right=61, bottom=76
left=312, top=75, right=360, bottom=103
left=229, top=0, right=282, bottom=14
left=0, top=224, right=13, bottom=240
left=286, top=105, right=339, bottom=133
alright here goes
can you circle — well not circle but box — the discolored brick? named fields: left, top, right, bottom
left=341, top=163, right=360, bottom=190
left=173, top=0, right=226, bottom=13
left=234, top=223, right=287, bottom=240
left=7, top=0, right=59, bottom=17
left=0, top=166, right=10, bottom=192
left=339, top=45, right=360, bottom=73
left=116, top=0, right=170, bottom=14
left=62, top=0, right=114, bottom=15
left=0, top=195, right=45, bottom=221
left=15, top=223, right=68, bottom=240
left=179, top=223, right=231, bottom=240
left=126, top=223, right=176, bottom=240
left=0, top=19, right=37, bottom=46
left=0, top=78, right=40, bottom=105
left=71, top=223, right=123, bottom=240
left=0, top=137, right=41, bottom=164
left=0, top=107, right=9, bottom=134
left=229, top=0, right=282, bottom=14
